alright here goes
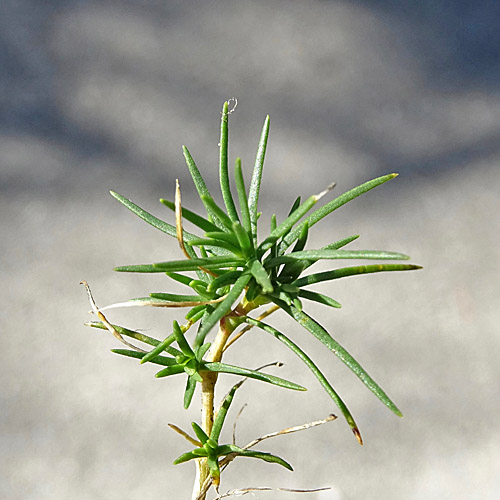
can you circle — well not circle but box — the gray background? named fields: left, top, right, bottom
left=1, top=1, right=499, bottom=499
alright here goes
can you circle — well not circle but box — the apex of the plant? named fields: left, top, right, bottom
left=83, top=101, right=420, bottom=496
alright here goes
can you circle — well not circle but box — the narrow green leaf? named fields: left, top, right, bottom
left=268, top=214, right=279, bottom=280
left=182, top=146, right=211, bottom=199
left=188, top=280, right=212, bottom=298
left=111, top=349, right=177, bottom=366
left=110, top=191, right=196, bottom=242
left=270, top=213, right=277, bottom=232
left=210, top=381, right=242, bottom=442
left=206, top=270, right=243, bottom=293
left=265, top=249, right=410, bottom=268
left=140, top=333, right=176, bottom=364
left=207, top=456, right=221, bottom=479
left=150, top=292, right=207, bottom=302
left=232, top=221, right=253, bottom=257
left=173, top=320, right=194, bottom=357
left=86, top=321, right=160, bottom=348
left=258, top=194, right=319, bottom=253
left=298, top=289, right=342, bottom=308
left=185, top=304, right=207, bottom=321
left=153, top=256, right=244, bottom=272
left=114, top=264, right=169, bottom=273
left=277, top=223, right=309, bottom=282
left=277, top=235, right=361, bottom=281
left=274, top=301, right=402, bottom=416
left=183, top=146, right=226, bottom=230
left=248, top=115, right=270, bottom=241
left=192, top=422, right=210, bottom=444
left=160, top=198, right=220, bottom=233
left=195, top=343, right=211, bottom=362
left=194, top=273, right=252, bottom=345
left=184, top=376, right=197, bottom=409
left=287, top=196, right=301, bottom=216
left=248, top=259, right=273, bottom=294
left=323, top=234, right=360, bottom=250
left=293, top=264, right=422, bottom=287
left=280, top=173, right=398, bottom=252
left=155, top=364, right=186, bottom=378
left=204, top=231, right=240, bottom=246
left=219, top=101, right=239, bottom=222
left=187, top=237, right=241, bottom=255
left=232, top=449, right=293, bottom=471
left=234, top=157, right=251, bottom=232
left=165, top=272, right=195, bottom=286
left=246, top=317, right=361, bottom=440
left=200, top=194, right=234, bottom=231
left=203, top=362, right=306, bottom=391
left=173, top=450, right=205, bottom=465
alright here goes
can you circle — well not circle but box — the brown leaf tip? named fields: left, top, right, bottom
left=353, top=427, right=363, bottom=446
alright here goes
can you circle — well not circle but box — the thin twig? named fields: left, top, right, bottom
left=214, top=362, right=283, bottom=425
left=176, top=178, right=217, bottom=277
left=243, top=414, right=337, bottom=450
left=227, top=97, right=238, bottom=115
left=194, top=414, right=337, bottom=500
left=175, top=179, right=192, bottom=260
left=80, top=280, right=145, bottom=352
left=232, top=404, right=247, bottom=445
left=224, top=305, right=280, bottom=352
left=168, top=423, right=202, bottom=447
left=214, top=486, right=331, bottom=499
left=97, top=295, right=227, bottom=312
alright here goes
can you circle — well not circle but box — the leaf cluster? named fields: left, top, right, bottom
left=85, top=101, right=420, bottom=482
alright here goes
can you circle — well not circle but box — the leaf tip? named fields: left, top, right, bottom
left=353, top=427, right=363, bottom=445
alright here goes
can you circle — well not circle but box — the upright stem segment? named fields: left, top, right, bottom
left=191, top=303, right=255, bottom=500
left=192, top=318, right=233, bottom=500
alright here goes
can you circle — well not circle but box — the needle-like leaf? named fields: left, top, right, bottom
left=140, top=333, right=177, bottom=364
left=111, top=349, right=177, bottom=366
left=293, top=263, right=422, bottom=287
left=160, top=198, right=220, bottom=233
left=298, top=290, right=342, bottom=308
left=200, top=194, right=235, bottom=232
left=187, top=237, right=241, bottom=255
left=153, top=256, right=244, bottom=272
left=232, top=221, right=253, bottom=258
left=85, top=321, right=160, bottom=348
left=149, top=292, right=208, bottom=302
left=155, top=365, right=188, bottom=378
left=224, top=447, right=293, bottom=470
left=265, top=249, right=410, bottom=268
left=206, top=270, right=243, bottom=293
left=245, top=317, right=362, bottom=443
left=110, top=191, right=196, bottom=242
left=279, top=173, right=398, bottom=252
left=219, top=101, right=239, bottom=222
left=192, top=422, right=210, bottom=445
left=248, top=259, right=273, bottom=294
left=210, top=380, right=242, bottom=442
left=184, top=376, right=197, bottom=409
left=203, top=362, right=306, bottom=391
left=234, top=157, right=251, bottom=232
left=194, top=273, right=252, bottom=346
left=274, top=301, right=402, bottom=416
left=248, top=115, right=270, bottom=241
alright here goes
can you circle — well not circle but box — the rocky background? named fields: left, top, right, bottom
left=1, top=1, right=499, bottom=499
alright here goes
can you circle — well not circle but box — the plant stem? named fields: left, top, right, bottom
left=192, top=302, right=257, bottom=500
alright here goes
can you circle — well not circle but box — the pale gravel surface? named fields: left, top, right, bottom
left=1, top=1, right=500, bottom=499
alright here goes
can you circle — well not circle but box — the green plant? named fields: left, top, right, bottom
left=82, top=100, right=420, bottom=499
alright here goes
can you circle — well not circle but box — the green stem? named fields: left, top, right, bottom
left=192, top=300, right=258, bottom=499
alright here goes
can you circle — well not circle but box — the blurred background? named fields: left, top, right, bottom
left=1, top=1, right=499, bottom=499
